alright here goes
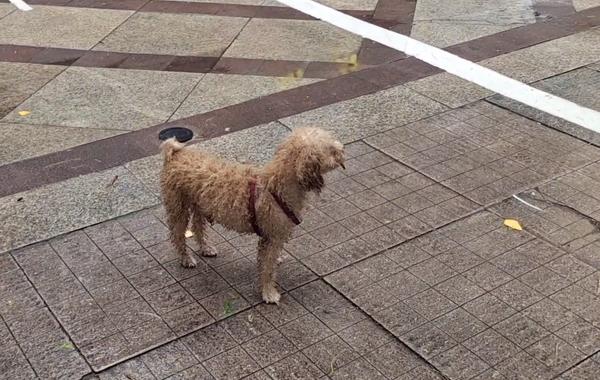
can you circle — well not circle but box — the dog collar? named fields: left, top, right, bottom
left=248, top=178, right=302, bottom=237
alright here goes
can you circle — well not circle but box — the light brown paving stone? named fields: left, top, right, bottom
left=0, top=62, right=63, bottom=119
left=172, top=73, right=319, bottom=119
left=224, top=19, right=361, bottom=62
left=3, top=67, right=202, bottom=130
left=96, top=12, right=247, bottom=56
left=0, top=6, right=132, bottom=49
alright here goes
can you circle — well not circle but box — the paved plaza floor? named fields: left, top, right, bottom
left=1, top=0, right=600, bottom=378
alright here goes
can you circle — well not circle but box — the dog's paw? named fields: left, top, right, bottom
left=181, top=254, right=197, bottom=268
left=262, top=286, right=281, bottom=305
left=200, top=245, right=218, bottom=257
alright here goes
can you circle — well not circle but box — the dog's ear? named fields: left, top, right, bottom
left=297, top=157, right=324, bottom=193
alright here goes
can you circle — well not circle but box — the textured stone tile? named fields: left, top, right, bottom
left=92, top=356, right=154, bottom=380
left=183, top=324, right=236, bottom=363
left=280, top=313, right=333, bottom=349
left=163, top=302, right=214, bottom=336
left=256, top=296, right=309, bottom=327
left=559, top=357, right=600, bottom=380
left=520, top=266, right=571, bottom=297
left=5, top=67, right=200, bottom=131
left=88, top=279, right=138, bottom=308
left=203, top=346, right=259, bottom=380
left=522, top=299, right=577, bottom=333
left=372, top=302, right=428, bottom=337
left=396, top=364, right=446, bottom=380
left=302, top=335, right=359, bottom=374
left=408, top=257, right=458, bottom=286
left=200, top=288, right=249, bottom=320
left=163, top=364, right=212, bottom=379
left=363, top=340, right=422, bottom=378
left=181, top=270, right=229, bottom=300
left=401, top=322, right=458, bottom=359
left=526, top=335, right=585, bottom=374
left=547, top=254, right=596, bottom=282
left=494, top=313, right=549, bottom=349
left=0, top=6, right=132, bottom=49
left=173, top=73, right=317, bottom=119
left=0, top=167, right=157, bottom=253
left=556, top=318, right=600, bottom=355
left=491, top=279, right=544, bottom=311
left=464, top=328, right=520, bottom=366
left=242, top=329, right=296, bottom=367
left=141, top=341, right=198, bottom=379
left=412, top=0, right=535, bottom=47
left=6, top=307, right=60, bottom=343
left=282, top=85, right=448, bottom=143
left=431, top=344, right=490, bottom=379
left=463, top=262, right=513, bottom=292
left=494, top=351, right=553, bottom=380
left=221, top=309, right=273, bottom=344
left=338, top=319, right=393, bottom=355
left=491, top=250, right=539, bottom=277
left=379, top=270, right=429, bottom=300
left=225, top=19, right=361, bottom=61
left=463, top=294, right=516, bottom=326
left=328, top=357, right=385, bottom=379
left=265, top=352, right=324, bottom=380
left=432, top=308, right=486, bottom=343
left=97, top=12, right=246, bottom=56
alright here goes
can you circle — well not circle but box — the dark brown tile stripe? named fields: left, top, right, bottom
left=0, top=0, right=371, bottom=19
left=0, top=45, right=369, bottom=79
left=358, top=0, right=416, bottom=65
left=1, top=6, right=600, bottom=198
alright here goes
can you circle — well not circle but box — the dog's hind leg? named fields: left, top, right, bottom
left=258, top=238, right=282, bottom=304
left=164, top=189, right=196, bottom=268
left=191, top=208, right=217, bottom=257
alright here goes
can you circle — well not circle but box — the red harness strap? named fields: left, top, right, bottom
left=248, top=179, right=264, bottom=237
left=247, top=178, right=302, bottom=238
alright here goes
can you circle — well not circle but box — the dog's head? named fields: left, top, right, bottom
left=276, top=127, right=345, bottom=193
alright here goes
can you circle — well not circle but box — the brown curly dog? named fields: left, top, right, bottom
left=160, top=127, right=345, bottom=304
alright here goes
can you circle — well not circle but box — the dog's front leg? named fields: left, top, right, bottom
left=258, top=237, right=282, bottom=304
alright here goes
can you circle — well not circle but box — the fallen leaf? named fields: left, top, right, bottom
left=59, top=342, right=74, bottom=350
left=504, top=219, right=523, bottom=231
left=18, top=110, right=31, bottom=116
left=247, top=313, right=254, bottom=322
left=185, top=230, right=194, bottom=238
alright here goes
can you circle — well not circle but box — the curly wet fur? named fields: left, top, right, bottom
left=160, top=127, right=345, bottom=304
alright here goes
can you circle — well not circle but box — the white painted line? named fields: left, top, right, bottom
left=276, top=0, right=600, bottom=134
left=9, top=0, right=32, bottom=11
left=512, top=194, right=543, bottom=212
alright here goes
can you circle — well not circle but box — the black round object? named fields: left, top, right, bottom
left=158, top=127, right=193, bottom=142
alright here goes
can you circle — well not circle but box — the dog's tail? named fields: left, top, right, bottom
left=160, top=137, right=184, bottom=162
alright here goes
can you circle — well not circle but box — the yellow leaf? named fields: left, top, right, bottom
left=18, top=110, right=30, bottom=116
left=185, top=230, right=194, bottom=238
left=504, top=219, right=523, bottom=231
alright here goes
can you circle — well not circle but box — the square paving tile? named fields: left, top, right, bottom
left=224, top=19, right=361, bottom=61
left=97, top=12, right=247, bottom=56
left=0, top=6, right=132, bottom=49
left=3, top=67, right=202, bottom=130
left=242, top=329, right=296, bottom=367
left=202, top=346, right=259, bottom=380
left=172, top=73, right=319, bottom=119
left=265, top=351, right=325, bottom=379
